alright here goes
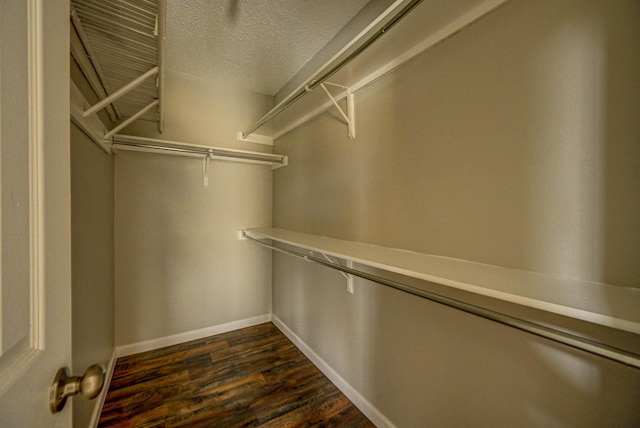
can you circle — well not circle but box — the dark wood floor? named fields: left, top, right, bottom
left=98, top=322, right=374, bottom=427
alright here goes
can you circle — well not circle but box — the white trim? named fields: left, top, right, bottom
left=88, top=349, right=117, bottom=428
left=28, top=0, right=45, bottom=354
left=272, top=315, right=396, bottom=428
left=115, top=314, right=272, bottom=357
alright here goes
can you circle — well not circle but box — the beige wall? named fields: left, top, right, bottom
left=276, top=0, right=640, bottom=288
left=70, top=123, right=115, bottom=427
left=114, top=72, right=274, bottom=346
left=272, top=0, right=640, bottom=426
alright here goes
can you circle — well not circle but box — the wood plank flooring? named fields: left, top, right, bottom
left=98, top=322, right=374, bottom=427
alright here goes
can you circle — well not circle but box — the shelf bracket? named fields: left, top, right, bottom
left=318, top=82, right=355, bottom=139
left=203, top=150, right=213, bottom=187
left=315, top=252, right=354, bottom=294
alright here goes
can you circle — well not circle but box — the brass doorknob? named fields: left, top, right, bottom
left=49, top=364, right=105, bottom=413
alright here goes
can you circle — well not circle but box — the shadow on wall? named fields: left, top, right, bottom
left=116, top=148, right=274, bottom=347
left=349, top=0, right=640, bottom=288
left=116, top=151, right=215, bottom=343
left=359, top=1, right=640, bottom=425
left=517, top=0, right=640, bottom=290
left=361, top=271, right=640, bottom=427
left=272, top=0, right=640, bottom=426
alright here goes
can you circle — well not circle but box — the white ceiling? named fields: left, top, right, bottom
left=165, top=0, right=371, bottom=96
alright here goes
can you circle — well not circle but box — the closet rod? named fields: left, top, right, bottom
left=245, top=235, right=640, bottom=370
left=112, top=137, right=286, bottom=165
left=242, top=0, right=423, bottom=139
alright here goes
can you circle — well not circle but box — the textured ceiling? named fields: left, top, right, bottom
left=165, top=0, right=370, bottom=96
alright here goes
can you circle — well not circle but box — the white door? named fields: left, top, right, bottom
left=0, top=0, right=72, bottom=426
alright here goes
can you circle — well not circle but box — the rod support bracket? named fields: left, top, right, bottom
left=316, top=252, right=353, bottom=292
left=319, top=82, right=355, bottom=139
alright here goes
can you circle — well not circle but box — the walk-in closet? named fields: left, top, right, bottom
left=1, top=0, right=639, bottom=426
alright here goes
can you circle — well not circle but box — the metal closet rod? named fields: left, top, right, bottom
left=245, top=235, right=640, bottom=370
left=112, top=140, right=286, bottom=164
left=242, top=0, right=424, bottom=138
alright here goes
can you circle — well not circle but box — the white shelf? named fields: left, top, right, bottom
left=246, top=228, right=640, bottom=335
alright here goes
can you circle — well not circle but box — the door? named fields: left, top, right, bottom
left=0, top=0, right=72, bottom=426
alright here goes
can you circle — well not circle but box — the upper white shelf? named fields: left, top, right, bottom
left=246, top=227, right=640, bottom=335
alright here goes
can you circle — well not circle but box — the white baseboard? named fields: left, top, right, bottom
left=89, top=349, right=117, bottom=428
left=115, top=314, right=272, bottom=357
left=271, top=315, right=395, bottom=428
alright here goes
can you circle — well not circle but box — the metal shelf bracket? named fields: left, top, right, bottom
left=314, top=251, right=354, bottom=294
left=317, top=82, right=356, bottom=139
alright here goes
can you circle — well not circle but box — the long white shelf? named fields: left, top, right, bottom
left=246, top=228, right=640, bottom=335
